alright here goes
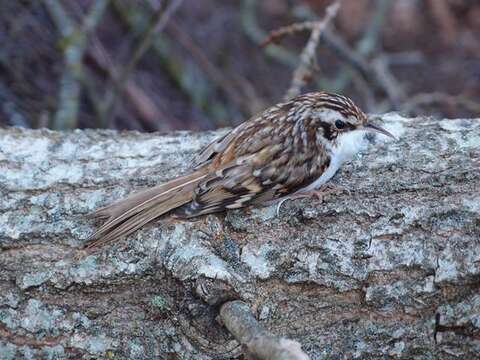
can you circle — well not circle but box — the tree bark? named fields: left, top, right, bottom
left=0, top=114, right=479, bottom=359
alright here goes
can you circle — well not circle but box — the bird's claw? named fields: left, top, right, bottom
left=275, top=183, right=350, bottom=216
left=276, top=198, right=290, bottom=216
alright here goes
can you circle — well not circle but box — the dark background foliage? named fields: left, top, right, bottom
left=1, top=0, right=479, bottom=132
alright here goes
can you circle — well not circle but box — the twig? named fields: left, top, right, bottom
left=278, top=0, right=402, bottom=110
left=371, top=56, right=405, bottom=108
left=167, top=19, right=250, bottom=115
left=241, top=0, right=298, bottom=68
left=357, top=0, right=391, bottom=55
left=43, top=0, right=75, bottom=36
left=244, top=0, right=332, bottom=96
left=219, top=301, right=310, bottom=360
left=87, top=35, right=172, bottom=131
left=43, top=0, right=80, bottom=130
left=102, top=0, right=184, bottom=125
left=263, top=17, right=416, bottom=73
left=261, top=21, right=320, bottom=47
left=43, top=0, right=110, bottom=130
left=82, top=1, right=111, bottom=33
left=320, top=28, right=406, bottom=109
left=111, top=0, right=217, bottom=130
left=166, top=18, right=267, bottom=117
left=330, top=0, right=393, bottom=95
left=321, top=28, right=371, bottom=80
left=283, top=2, right=340, bottom=100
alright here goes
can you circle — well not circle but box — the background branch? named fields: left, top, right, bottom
left=43, top=0, right=110, bottom=130
left=284, top=2, right=340, bottom=100
left=87, top=35, right=173, bottom=131
left=101, top=0, right=184, bottom=127
left=403, top=92, right=480, bottom=115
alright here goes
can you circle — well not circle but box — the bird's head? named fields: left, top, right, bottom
left=305, top=91, right=396, bottom=142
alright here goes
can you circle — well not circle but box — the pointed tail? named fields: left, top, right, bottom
left=84, top=170, right=207, bottom=250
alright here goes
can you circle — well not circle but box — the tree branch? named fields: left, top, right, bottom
left=284, top=2, right=340, bottom=100
left=101, top=0, right=184, bottom=126
left=1, top=115, right=479, bottom=357
left=220, top=301, right=310, bottom=360
left=43, top=0, right=110, bottom=130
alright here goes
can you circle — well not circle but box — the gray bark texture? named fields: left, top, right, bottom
left=0, top=113, right=479, bottom=359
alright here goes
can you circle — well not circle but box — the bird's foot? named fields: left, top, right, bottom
left=311, top=183, right=351, bottom=200
left=276, top=183, right=350, bottom=216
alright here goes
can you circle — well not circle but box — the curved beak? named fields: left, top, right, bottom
left=364, top=122, right=396, bottom=140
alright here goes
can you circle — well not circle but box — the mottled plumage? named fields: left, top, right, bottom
left=86, top=92, right=394, bottom=249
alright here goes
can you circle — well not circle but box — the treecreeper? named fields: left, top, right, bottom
left=86, top=91, right=395, bottom=249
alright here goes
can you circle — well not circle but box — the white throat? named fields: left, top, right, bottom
left=301, top=130, right=367, bottom=192
left=332, top=129, right=368, bottom=164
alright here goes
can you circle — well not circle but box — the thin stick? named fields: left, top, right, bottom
left=43, top=0, right=110, bottom=130
left=284, top=2, right=340, bottom=100
left=167, top=19, right=249, bottom=115
left=87, top=35, right=172, bottom=131
left=219, top=301, right=310, bottom=360
left=102, top=0, right=184, bottom=126
left=111, top=0, right=217, bottom=130
left=242, top=0, right=299, bottom=68
left=330, top=0, right=393, bottom=101
left=261, top=21, right=319, bottom=47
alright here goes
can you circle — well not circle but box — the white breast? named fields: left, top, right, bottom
left=299, top=130, right=367, bottom=193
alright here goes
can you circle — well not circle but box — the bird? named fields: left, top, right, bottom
left=85, top=91, right=394, bottom=249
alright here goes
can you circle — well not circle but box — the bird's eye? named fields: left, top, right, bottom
left=335, top=120, right=345, bottom=129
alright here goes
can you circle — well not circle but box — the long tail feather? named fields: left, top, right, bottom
left=84, top=170, right=207, bottom=249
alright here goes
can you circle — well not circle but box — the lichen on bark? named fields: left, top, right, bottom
left=0, top=114, right=479, bottom=359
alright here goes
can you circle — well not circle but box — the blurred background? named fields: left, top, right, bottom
left=0, top=0, right=479, bottom=132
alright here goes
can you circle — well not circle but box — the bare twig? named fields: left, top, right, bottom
left=241, top=0, right=299, bottom=68
left=261, top=21, right=319, bottom=47
left=111, top=0, right=218, bottom=129
left=43, top=0, right=77, bottom=36
left=82, top=1, right=111, bottom=33
left=356, top=0, right=392, bottom=55
left=321, top=29, right=371, bottom=80
left=283, top=2, right=340, bottom=100
left=277, top=0, right=402, bottom=110
left=371, top=56, right=406, bottom=108
left=329, top=0, right=397, bottom=107
left=167, top=19, right=252, bottom=115
left=87, top=35, right=172, bottom=131
left=43, top=0, right=79, bottom=130
left=102, top=0, right=184, bottom=126
left=43, top=0, right=110, bottom=130
left=320, top=28, right=407, bottom=109
left=166, top=19, right=267, bottom=116
left=219, top=301, right=310, bottom=360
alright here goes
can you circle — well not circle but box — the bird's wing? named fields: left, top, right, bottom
left=177, top=120, right=331, bottom=218
left=191, top=102, right=292, bottom=170
left=191, top=122, right=249, bottom=170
